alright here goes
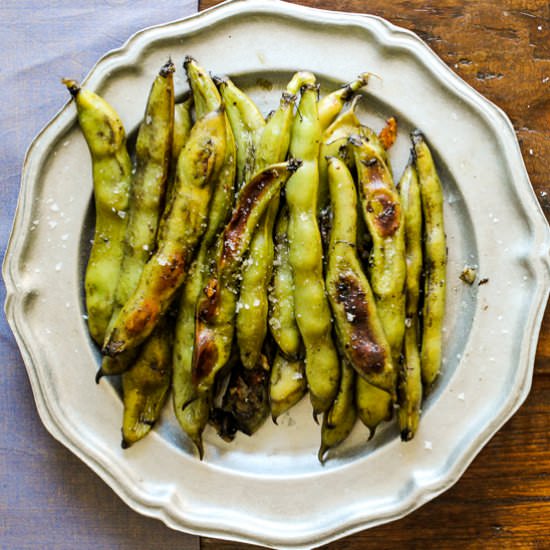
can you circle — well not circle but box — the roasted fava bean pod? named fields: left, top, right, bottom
left=102, top=107, right=227, bottom=356
left=100, top=60, right=175, bottom=377
left=286, top=80, right=340, bottom=416
left=63, top=79, right=132, bottom=346
left=192, top=160, right=301, bottom=395
left=397, top=160, right=423, bottom=441
left=325, top=157, right=395, bottom=395
left=412, top=130, right=447, bottom=389
left=351, top=132, right=406, bottom=364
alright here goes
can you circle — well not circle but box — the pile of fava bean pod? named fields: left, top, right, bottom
left=65, top=56, right=446, bottom=463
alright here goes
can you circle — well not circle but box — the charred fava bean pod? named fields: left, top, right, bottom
left=269, top=352, right=307, bottom=421
left=236, top=88, right=298, bottom=369
left=63, top=79, right=132, bottom=346
left=268, top=207, right=302, bottom=358
left=102, top=108, right=227, bottom=356
left=325, top=157, right=395, bottom=395
left=172, top=62, right=237, bottom=459
left=397, top=160, right=423, bottom=441
left=351, top=132, right=406, bottom=364
left=100, top=61, right=175, bottom=377
left=192, top=160, right=301, bottom=395
left=318, top=359, right=357, bottom=464
left=216, top=75, right=265, bottom=190
left=412, top=130, right=447, bottom=389
left=286, top=80, right=340, bottom=416
left=121, top=316, right=173, bottom=447
left=318, top=73, right=369, bottom=131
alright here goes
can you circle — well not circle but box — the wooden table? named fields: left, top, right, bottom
left=199, top=1, right=550, bottom=548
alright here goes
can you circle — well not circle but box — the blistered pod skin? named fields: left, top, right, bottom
left=412, top=130, right=447, bottom=389
left=192, top=160, right=301, bottom=395
left=102, top=108, right=227, bottom=356
left=100, top=60, right=176, bottom=377
left=63, top=79, right=132, bottom=346
left=352, top=133, right=407, bottom=365
left=325, top=157, right=396, bottom=395
left=397, top=160, right=423, bottom=441
left=285, top=80, right=340, bottom=416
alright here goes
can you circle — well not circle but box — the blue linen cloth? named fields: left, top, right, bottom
left=0, top=2, right=201, bottom=548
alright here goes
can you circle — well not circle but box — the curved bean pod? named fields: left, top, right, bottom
left=268, top=207, right=302, bottom=358
left=397, top=160, right=423, bottom=441
left=286, top=80, right=340, bottom=416
left=351, top=133, right=406, bottom=364
left=412, top=130, right=447, bottom=389
left=100, top=61, right=175, bottom=377
left=325, top=157, right=395, bottom=395
left=355, top=376, right=393, bottom=438
left=63, top=79, right=132, bottom=345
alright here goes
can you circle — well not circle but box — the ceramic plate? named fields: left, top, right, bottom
left=4, top=0, right=550, bottom=548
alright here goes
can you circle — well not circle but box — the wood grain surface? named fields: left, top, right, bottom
left=199, top=1, right=550, bottom=548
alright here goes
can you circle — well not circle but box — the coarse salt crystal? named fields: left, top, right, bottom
left=458, top=393, right=465, bottom=401
left=424, top=441, right=432, bottom=450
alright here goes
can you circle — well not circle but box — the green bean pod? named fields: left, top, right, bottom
left=412, top=130, right=447, bottom=389
left=268, top=207, right=302, bottom=358
left=192, top=160, right=301, bottom=395
left=318, top=73, right=369, bottom=130
left=121, top=316, right=173, bottom=447
left=318, top=360, right=357, bottom=464
left=397, top=160, right=423, bottom=441
left=351, top=134, right=406, bottom=364
left=269, top=352, right=307, bottom=421
left=63, top=79, right=132, bottom=345
left=355, top=376, right=393, bottom=438
left=216, top=75, right=265, bottom=189
left=102, top=108, right=227, bottom=356
left=286, top=80, right=340, bottom=416
left=325, top=157, right=395, bottom=395
left=172, top=63, right=237, bottom=459
left=100, top=61, right=175, bottom=377
left=236, top=89, right=297, bottom=368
